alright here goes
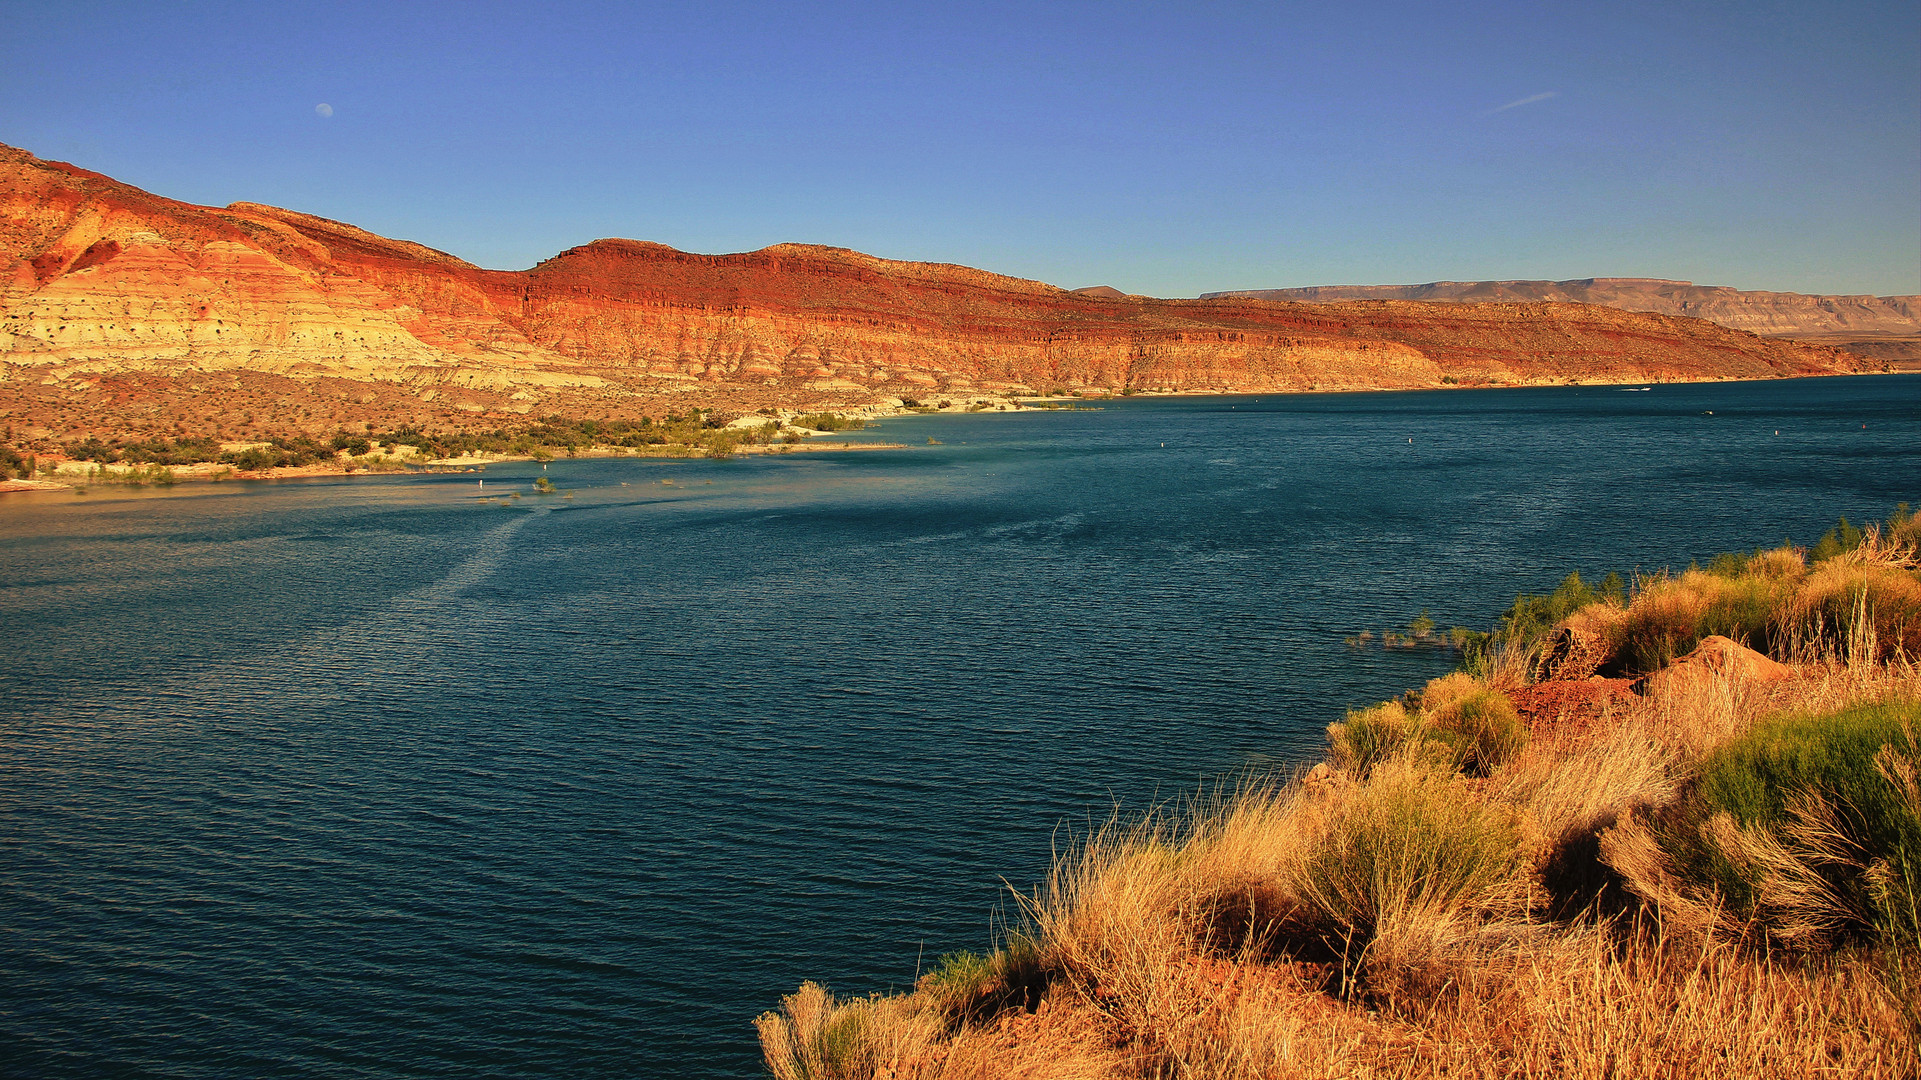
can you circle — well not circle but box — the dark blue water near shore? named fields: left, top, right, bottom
left=3, top=376, right=1917, bottom=1078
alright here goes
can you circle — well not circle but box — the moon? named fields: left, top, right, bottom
left=315, top=103, right=334, bottom=118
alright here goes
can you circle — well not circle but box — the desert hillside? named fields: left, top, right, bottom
left=0, top=143, right=1871, bottom=440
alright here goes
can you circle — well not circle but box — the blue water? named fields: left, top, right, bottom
left=3, top=376, right=1917, bottom=1078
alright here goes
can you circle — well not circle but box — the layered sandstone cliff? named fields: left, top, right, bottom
left=1204, top=279, right=1921, bottom=359
left=0, top=143, right=1870, bottom=438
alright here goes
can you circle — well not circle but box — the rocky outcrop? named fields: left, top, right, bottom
left=1538, top=605, right=1631, bottom=682
left=1637, top=636, right=1795, bottom=697
left=0, top=142, right=1871, bottom=438
left=1205, top=279, right=1921, bottom=360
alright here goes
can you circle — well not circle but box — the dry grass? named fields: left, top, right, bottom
left=1521, top=529, right=1920, bottom=679
left=761, top=535, right=1921, bottom=1077
left=1329, top=674, right=1526, bottom=778
left=1787, top=559, right=1921, bottom=663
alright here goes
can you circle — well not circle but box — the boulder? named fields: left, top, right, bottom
left=1638, top=635, right=1793, bottom=697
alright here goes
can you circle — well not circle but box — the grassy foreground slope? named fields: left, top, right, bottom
left=760, top=511, right=1921, bottom=1079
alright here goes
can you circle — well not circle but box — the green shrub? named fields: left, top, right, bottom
left=226, top=446, right=277, bottom=471
left=1702, top=702, right=1920, bottom=853
left=1426, top=687, right=1527, bottom=776
left=922, top=950, right=992, bottom=996
left=1811, top=516, right=1866, bottom=564
left=1706, top=551, right=1748, bottom=578
left=1328, top=701, right=1425, bottom=775
left=912, top=936, right=1047, bottom=1020
left=0, top=444, right=33, bottom=479
left=1499, top=571, right=1602, bottom=642
left=1697, top=702, right=1921, bottom=938
left=795, top=413, right=866, bottom=432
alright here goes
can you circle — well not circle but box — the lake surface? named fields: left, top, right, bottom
left=3, top=375, right=1917, bottom=1078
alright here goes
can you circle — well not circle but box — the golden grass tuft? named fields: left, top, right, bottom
left=1787, top=559, right=1921, bottom=663
left=1289, top=753, right=1536, bottom=988
left=1330, top=673, right=1526, bottom=778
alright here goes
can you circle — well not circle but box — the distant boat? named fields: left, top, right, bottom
left=1620, top=386, right=1652, bottom=391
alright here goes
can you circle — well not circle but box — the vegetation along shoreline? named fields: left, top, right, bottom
left=5, top=374, right=1909, bottom=493
left=760, top=506, right=1921, bottom=1079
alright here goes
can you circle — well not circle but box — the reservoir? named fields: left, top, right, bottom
left=3, top=375, right=1917, bottom=1078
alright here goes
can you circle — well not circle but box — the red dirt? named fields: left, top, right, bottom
left=1508, top=677, right=1637, bottom=738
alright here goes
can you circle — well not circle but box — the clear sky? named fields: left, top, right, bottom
left=3, top=0, right=1916, bottom=297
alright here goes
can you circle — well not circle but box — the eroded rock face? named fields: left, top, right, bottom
left=1539, top=605, right=1631, bottom=682
left=0, top=142, right=1871, bottom=436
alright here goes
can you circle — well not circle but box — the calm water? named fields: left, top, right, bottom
left=3, top=376, right=1917, bottom=1078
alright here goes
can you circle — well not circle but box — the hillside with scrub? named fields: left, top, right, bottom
left=759, top=508, right=1921, bottom=1078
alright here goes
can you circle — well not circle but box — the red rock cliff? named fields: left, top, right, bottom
left=0, top=142, right=1868, bottom=435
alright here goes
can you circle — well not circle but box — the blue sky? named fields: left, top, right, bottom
left=3, top=0, right=1916, bottom=296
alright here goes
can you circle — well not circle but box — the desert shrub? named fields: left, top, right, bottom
left=1614, top=576, right=1714, bottom=672
left=1889, top=503, right=1921, bottom=549
left=1611, top=570, right=1795, bottom=673
left=1784, top=561, right=1921, bottom=663
left=1291, top=756, right=1530, bottom=959
left=1333, top=677, right=1526, bottom=778
left=1615, top=702, right=1921, bottom=947
left=0, top=444, right=32, bottom=479
left=1747, top=544, right=1810, bottom=582
left=1328, top=700, right=1425, bottom=775
left=757, top=982, right=940, bottom=1080
left=1425, top=684, right=1527, bottom=775
left=1811, top=516, right=1867, bottom=564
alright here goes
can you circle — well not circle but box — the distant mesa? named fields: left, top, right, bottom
left=0, top=140, right=1882, bottom=439
left=1202, top=279, right=1921, bottom=362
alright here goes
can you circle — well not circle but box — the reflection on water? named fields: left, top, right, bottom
left=2, top=376, right=1917, bottom=1078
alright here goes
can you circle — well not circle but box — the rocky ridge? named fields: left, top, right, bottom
left=0, top=143, right=1872, bottom=440
left=1204, top=278, right=1921, bottom=361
